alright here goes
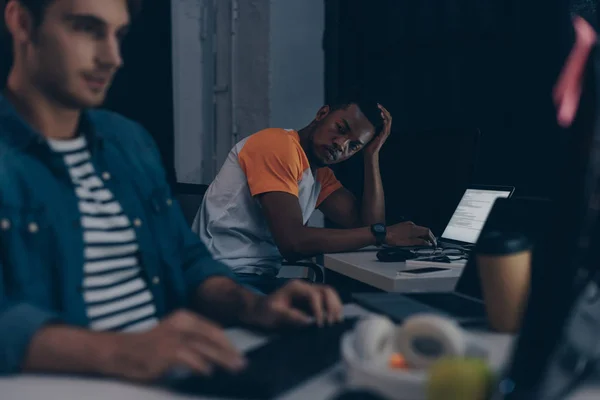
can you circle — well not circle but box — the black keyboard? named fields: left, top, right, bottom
left=408, top=293, right=485, bottom=318
left=169, top=318, right=358, bottom=399
left=353, top=292, right=487, bottom=328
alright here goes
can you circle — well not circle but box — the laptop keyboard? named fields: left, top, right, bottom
left=169, top=318, right=358, bottom=399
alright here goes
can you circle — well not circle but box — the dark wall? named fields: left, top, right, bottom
left=324, top=0, right=575, bottom=232
left=103, top=1, right=175, bottom=184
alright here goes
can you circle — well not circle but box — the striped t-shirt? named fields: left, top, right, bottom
left=47, top=136, right=158, bottom=333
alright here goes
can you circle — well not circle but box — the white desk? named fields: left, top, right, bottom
left=1, top=304, right=599, bottom=400
left=324, top=249, right=463, bottom=292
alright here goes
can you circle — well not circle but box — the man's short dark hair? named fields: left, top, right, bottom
left=329, top=98, right=385, bottom=136
left=1, top=0, right=143, bottom=35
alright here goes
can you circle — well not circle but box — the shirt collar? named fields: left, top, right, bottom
left=0, top=93, right=104, bottom=151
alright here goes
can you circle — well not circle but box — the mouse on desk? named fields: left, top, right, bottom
left=376, top=247, right=417, bottom=262
left=331, top=388, right=387, bottom=400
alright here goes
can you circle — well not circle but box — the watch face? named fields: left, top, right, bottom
left=374, top=224, right=385, bottom=233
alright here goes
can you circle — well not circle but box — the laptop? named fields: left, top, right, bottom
left=355, top=197, right=551, bottom=327
left=435, top=184, right=515, bottom=248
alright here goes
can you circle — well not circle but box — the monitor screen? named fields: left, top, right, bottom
left=497, top=6, right=600, bottom=398
left=441, top=188, right=512, bottom=244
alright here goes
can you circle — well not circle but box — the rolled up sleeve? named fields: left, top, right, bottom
left=180, top=225, right=237, bottom=294
left=0, top=262, right=60, bottom=374
left=135, top=124, right=238, bottom=297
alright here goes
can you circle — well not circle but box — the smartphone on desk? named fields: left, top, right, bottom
left=399, top=267, right=449, bottom=275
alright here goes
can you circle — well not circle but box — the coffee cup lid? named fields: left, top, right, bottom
left=476, top=231, right=532, bottom=255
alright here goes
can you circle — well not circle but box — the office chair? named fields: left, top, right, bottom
left=173, top=183, right=209, bottom=226
left=281, top=260, right=324, bottom=283
left=172, top=183, right=325, bottom=284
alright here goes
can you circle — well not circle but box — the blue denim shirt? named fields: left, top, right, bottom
left=0, top=95, right=236, bottom=374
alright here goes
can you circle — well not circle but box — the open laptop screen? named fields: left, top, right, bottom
left=440, top=187, right=513, bottom=244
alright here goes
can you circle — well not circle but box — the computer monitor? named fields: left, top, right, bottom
left=440, top=185, right=515, bottom=245
left=454, top=197, right=552, bottom=302
left=494, top=8, right=600, bottom=399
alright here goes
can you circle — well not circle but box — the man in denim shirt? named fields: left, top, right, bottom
left=0, top=0, right=343, bottom=381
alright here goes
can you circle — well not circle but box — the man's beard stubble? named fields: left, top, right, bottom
left=39, top=71, right=104, bottom=110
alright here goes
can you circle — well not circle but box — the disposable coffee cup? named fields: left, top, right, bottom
left=476, top=231, right=532, bottom=333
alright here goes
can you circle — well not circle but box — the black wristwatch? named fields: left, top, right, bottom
left=370, top=223, right=387, bottom=246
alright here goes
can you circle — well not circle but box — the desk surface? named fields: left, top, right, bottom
left=323, top=248, right=463, bottom=292
left=1, top=304, right=599, bottom=400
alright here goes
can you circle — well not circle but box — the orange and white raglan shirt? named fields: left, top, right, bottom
left=191, top=128, right=343, bottom=276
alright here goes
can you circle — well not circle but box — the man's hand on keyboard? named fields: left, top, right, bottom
left=386, top=221, right=436, bottom=247
left=105, top=310, right=247, bottom=381
left=243, top=280, right=344, bottom=329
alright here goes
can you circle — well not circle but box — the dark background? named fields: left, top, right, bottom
left=102, top=1, right=176, bottom=184
left=324, top=0, right=579, bottom=234
left=1, top=0, right=594, bottom=235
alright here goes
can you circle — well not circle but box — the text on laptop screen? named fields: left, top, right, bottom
left=441, top=189, right=512, bottom=244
